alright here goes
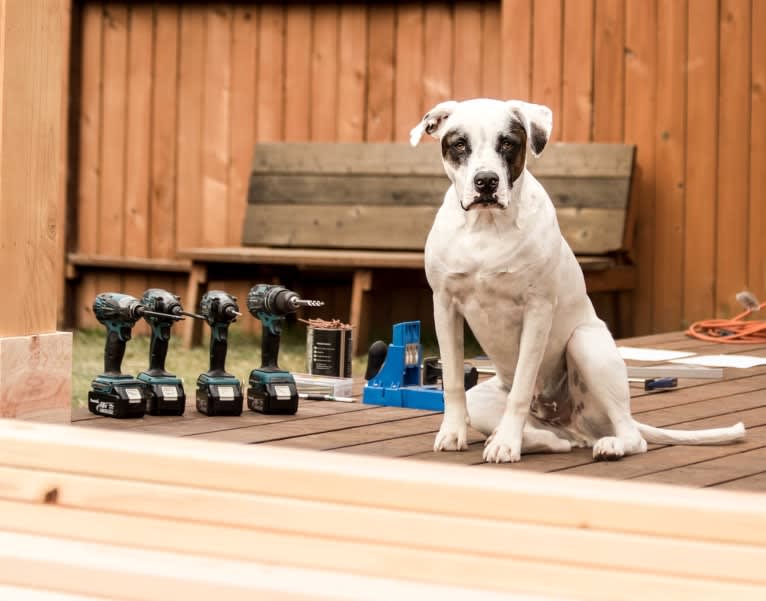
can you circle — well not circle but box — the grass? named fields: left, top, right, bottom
left=72, top=323, right=481, bottom=407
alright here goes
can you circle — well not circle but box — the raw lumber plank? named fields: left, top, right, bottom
left=337, top=4, right=367, bottom=142
left=393, top=3, right=424, bottom=140
left=683, top=0, right=718, bottom=324
left=593, top=0, right=625, bottom=142
left=561, top=0, right=594, bottom=142
left=283, top=4, right=311, bottom=141
left=256, top=4, right=285, bottom=141
left=716, top=0, right=751, bottom=317
left=366, top=4, right=396, bottom=142
left=652, top=0, right=686, bottom=332
left=310, top=4, right=339, bottom=142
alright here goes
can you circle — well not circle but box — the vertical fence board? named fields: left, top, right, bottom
left=175, top=5, right=205, bottom=250
left=748, top=0, right=766, bottom=301
left=593, top=0, right=625, bottom=141
left=652, top=0, right=686, bottom=332
left=201, top=5, right=232, bottom=248
left=228, top=6, right=258, bottom=247
left=257, top=4, right=285, bottom=141
left=76, top=3, right=104, bottom=327
left=716, top=0, right=751, bottom=315
left=337, top=4, right=368, bottom=141
left=453, top=3, right=482, bottom=101
left=151, top=5, right=180, bottom=260
left=561, top=0, right=594, bottom=142
left=284, top=4, right=311, bottom=141
left=531, top=0, right=562, bottom=138
left=481, top=1, right=501, bottom=99
left=311, top=4, right=339, bottom=142
left=393, top=3, right=423, bottom=140
left=624, top=0, right=657, bottom=334
left=98, top=4, right=128, bottom=297
left=501, top=0, right=532, bottom=98
left=422, top=2, right=453, bottom=110
left=683, top=0, right=718, bottom=325
left=367, top=5, right=396, bottom=142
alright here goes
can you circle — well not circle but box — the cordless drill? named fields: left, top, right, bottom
left=137, top=288, right=204, bottom=416
left=196, top=290, right=244, bottom=416
left=246, top=284, right=324, bottom=414
left=89, top=292, right=180, bottom=418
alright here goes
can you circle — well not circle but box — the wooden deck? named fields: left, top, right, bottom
left=72, top=331, right=766, bottom=493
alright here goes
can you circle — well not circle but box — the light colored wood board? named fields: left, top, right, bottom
left=500, top=0, right=532, bottom=99
left=4, top=503, right=766, bottom=601
left=228, top=6, right=258, bottom=246
left=623, top=0, right=657, bottom=334
left=749, top=1, right=766, bottom=303
left=150, top=4, right=180, bottom=259
left=531, top=0, right=562, bottom=138
left=715, top=471, right=766, bottom=493
left=256, top=4, right=285, bottom=141
left=0, top=332, right=71, bottom=422
left=561, top=0, right=594, bottom=142
left=556, top=208, right=627, bottom=254
left=4, top=419, right=766, bottom=547
left=123, top=4, right=153, bottom=259
left=393, top=3, right=424, bottom=141
left=177, top=246, right=426, bottom=269
left=241, top=204, right=436, bottom=250
left=192, top=406, right=435, bottom=444
left=251, top=142, right=634, bottom=177
left=716, top=0, right=751, bottom=317
left=68, top=253, right=190, bottom=272
left=422, top=2, right=453, bottom=110
left=310, top=4, right=339, bottom=142
left=2, top=469, right=766, bottom=593
left=0, top=531, right=538, bottom=601
left=175, top=5, right=205, bottom=249
left=652, top=0, right=687, bottom=332
left=593, top=0, right=625, bottom=142
left=201, top=6, right=231, bottom=247
left=283, top=4, right=311, bottom=141
left=366, top=5, right=396, bottom=142
left=480, top=1, right=501, bottom=99
left=452, top=3, right=482, bottom=100
left=337, top=4, right=368, bottom=142
left=683, top=0, right=718, bottom=326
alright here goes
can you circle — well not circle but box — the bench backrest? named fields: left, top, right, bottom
left=243, top=142, right=636, bottom=255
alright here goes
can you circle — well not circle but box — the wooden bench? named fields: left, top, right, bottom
left=1, top=418, right=765, bottom=599
left=179, top=142, right=637, bottom=351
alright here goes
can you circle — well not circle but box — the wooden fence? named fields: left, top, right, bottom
left=68, top=0, right=765, bottom=337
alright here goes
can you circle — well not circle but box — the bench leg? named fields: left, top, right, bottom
left=182, top=263, right=208, bottom=349
left=350, top=269, right=373, bottom=356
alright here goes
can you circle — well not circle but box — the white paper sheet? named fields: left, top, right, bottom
left=617, top=346, right=697, bottom=362
left=670, top=354, right=766, bottom=369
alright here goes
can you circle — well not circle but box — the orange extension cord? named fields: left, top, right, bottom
left=686, top=295, right=766, bottom=344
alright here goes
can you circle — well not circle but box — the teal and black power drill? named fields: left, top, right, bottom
left=246, top=284, right=324, bottom=414
left=196, top=290, right=244, bottom=416
left=137, top=288, right=204, bottom=416
left=89, top=292, right=180, bottom=418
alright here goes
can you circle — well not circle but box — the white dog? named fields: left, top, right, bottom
left=410, top=98, right=746, bottom=463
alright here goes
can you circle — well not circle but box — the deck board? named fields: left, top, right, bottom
left=72, top=331, right=766, bottom=493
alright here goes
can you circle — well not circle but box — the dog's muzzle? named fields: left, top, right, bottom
left=469, top=170, right=501, bottom=209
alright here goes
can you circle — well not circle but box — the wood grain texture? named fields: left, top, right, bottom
left=256, top=4, right=285, bottom=141
left=310, top=4, right=338, bottom=142
left=284, top=4, right=311, bottom=142
left=593, top=0, right=625, bottom=142
left=422, top=2, right=453, bottom=110
left=652, top=0, right=687, bottom=332
left=501, top=0, right=532, bottom=98
left=480, top=1, right=501, bottom=99
left=716, top=0, right=751, bottom=316
left=337, top=4, right=368, bottom=142
left=366, top=4, right=396, bottom=142
left=394, top=3, right=424, bottom=140
left=561, top=0, right=594, bottom=142
left=452, top=3, right=482, bottom=101
left=531, top=0, right=562, bottom=138
left=683, top=0, right=718, bottom=326
left=749, top=0, right=766, bottom=303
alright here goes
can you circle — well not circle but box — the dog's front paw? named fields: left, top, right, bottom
left=433, top=417, right=468, bottom=452
left=593, top=436, right=625, bottom=461
left=483, top=428, right=522, bottom=463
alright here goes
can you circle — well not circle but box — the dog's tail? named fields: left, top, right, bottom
left=634, top=420, right=746, bottom=445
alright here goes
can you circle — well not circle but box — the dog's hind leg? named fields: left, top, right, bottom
left=468, top=377, right=572, bottom=454
left=566, top=322, right=647, bottom=460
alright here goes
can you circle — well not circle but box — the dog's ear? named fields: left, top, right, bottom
left=409, top=101, right=459, bottom=147
left=508, top=100, right=553, bottom=157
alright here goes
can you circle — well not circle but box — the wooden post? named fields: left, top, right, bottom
left=0, top=0, right=72, bottom=422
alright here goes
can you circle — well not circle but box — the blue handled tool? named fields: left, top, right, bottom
left=628, top=377, right=678, bottom=391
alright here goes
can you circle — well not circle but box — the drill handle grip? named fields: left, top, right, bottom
left=103, top=329, right=127, bottom=376
left=148, top=323, right=171, bottom=375
left=261, top=328, right=281, bottom=369
left=207, top=322, right=231, bottom=376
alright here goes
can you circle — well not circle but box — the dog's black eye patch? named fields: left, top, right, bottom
left=442, top=128, right=471, bottom=166
left=498, top=121, right=527, bottom=185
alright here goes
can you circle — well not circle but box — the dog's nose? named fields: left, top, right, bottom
left=474, top=171, right=499, bottom=193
